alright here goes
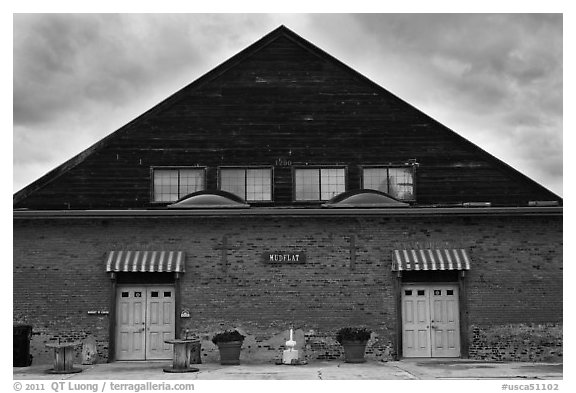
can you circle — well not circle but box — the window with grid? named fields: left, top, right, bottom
left=295, top=168, right=346, bottom=201
left=220, top=168, right=272, bottom=201
left=363, top=166, right=414, bottom=200
left=152, top=168, right=205, bottom=202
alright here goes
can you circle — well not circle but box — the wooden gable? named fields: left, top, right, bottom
left=13, top=26, right=561, bottom=210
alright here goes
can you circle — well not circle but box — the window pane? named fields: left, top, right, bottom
left=179, top=169, right=204, bottom=198
left=388, top=167, right=414, bottom=200
left=363, top=168, right=388, bottom=192
left=320, top=168, right=345, bottom=200
left=221, top=169, right=246, bottom=199
left=295, top=169, right=320, bottom=200
left=153, top=169, right=179, bottom=202
left=246, top=169, right=271, bottom=201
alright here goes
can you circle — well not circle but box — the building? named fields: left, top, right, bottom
left=13, top=26, right=562, bottom=364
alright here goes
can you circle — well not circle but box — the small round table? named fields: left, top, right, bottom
left=45, top=342, right=83, bottom=374
left=163, top=338, right=200, bottom=373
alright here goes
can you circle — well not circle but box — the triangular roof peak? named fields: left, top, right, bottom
left=13, top=25, right=561, bottom=207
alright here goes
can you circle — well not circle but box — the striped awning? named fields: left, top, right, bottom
left=105, top=251, right=185, bottom=273
left=392, top=249, right=471, bottom=271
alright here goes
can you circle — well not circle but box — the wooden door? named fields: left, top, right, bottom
left=401, top=284, right=460, bottom=358
left=401, top=286, right=432, bottom=357
left=116, top=287, right=147, bottom=360
left=116, top=286, right=175, bottom=360
left=430, top=285, right=460, bottom=357
left=145, top=287, right=175, bottom=360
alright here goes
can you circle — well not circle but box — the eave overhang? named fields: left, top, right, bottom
left=13, top=206, right=563, bottom=219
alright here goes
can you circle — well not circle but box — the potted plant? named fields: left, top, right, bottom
left=211, top=330, right=245, bottom=365
left=336, top=327, right=372, bottom=363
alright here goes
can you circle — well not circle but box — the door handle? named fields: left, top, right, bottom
left=431, top=324, right=438, bottom=329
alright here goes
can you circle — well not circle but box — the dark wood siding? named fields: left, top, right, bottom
left=14, top=33, right=560, bottom=209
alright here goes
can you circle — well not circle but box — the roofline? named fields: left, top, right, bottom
left=13, top=206, right=563, bottom=219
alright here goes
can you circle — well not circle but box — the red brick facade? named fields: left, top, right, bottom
left=13, top=212, right=562, bottom=364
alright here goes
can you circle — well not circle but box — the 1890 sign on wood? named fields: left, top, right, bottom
left=264, top=252, right=306, bottom=264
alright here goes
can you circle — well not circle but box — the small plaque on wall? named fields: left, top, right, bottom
left=180, top=310, right=191, bottom=318
left=264, top=252, right=306, bottom=264
left=87, top=310, right=109, bottom=315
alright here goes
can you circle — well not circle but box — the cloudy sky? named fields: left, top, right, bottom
left=13, top=13, right=563, bottom=196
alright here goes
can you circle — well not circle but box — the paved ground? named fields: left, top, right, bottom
left=13, top=359, right=563, bottom=380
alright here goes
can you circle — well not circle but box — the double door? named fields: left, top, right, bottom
left=401, top=284, right=460, bottom=357
left=116, top=286, right=175, bottom=360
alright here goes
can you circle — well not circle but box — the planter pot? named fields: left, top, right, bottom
left=216, top=341, right=243, bottom=365
left=341, top=340, right=368, bottom=363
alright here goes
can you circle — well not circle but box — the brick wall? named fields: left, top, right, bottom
left=469, top=323, right=563, bottom=362
left=13, top=214, right=562, bottom=364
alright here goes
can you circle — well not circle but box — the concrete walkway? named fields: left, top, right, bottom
left=13, top=359, right=562, bottom=380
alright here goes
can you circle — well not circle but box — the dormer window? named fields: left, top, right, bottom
left=152, top=167, right=205, bottom=202
left=362, top=166, right=414, bottom=201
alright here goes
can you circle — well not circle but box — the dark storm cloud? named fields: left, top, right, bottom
left=13, top=13, right=272, bottom=126
left=13, top=13, right=275, bottom=190
left=348, top=14, right=562, bottom=110
left=335, top=13, right=563, bottom=194
left=13, top=14, right=562, bottom=196
left=14, top=14, right=128, bottom=125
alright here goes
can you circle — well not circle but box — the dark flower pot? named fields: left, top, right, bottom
left=216, top=341, right=243, bottom=365
left=341, top=340, right=368, bottom=363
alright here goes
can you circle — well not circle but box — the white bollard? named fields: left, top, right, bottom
left=282, top=328, right=299, bottom=364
